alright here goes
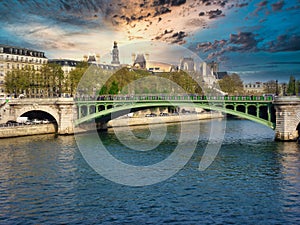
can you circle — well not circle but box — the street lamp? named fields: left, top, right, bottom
left=275, top=80, right=278, bottom=96
left=293, top=78, right=296, bottom=96
left=283, top=83, right=286, bottom=96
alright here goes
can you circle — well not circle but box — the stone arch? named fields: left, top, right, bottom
left=17, top=106, right=59, bottom=125
left=296, top=122, right=300, bottom=138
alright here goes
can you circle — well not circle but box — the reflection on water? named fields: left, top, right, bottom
left=0, top=120, right=299, bottom=224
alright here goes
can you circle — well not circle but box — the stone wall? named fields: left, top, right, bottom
left=0, top=124, right=56, bottom=138
left=274, top=96, right=300, bottom=141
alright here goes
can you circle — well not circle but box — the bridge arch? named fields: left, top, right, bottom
left=17, top=106, right=59, bottom=124
left=296, top=123, right=300, bottom=136
left=75, top=102, right=275, bottom=129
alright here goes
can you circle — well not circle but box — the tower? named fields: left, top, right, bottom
left=111, top=41, right=120, bottom=64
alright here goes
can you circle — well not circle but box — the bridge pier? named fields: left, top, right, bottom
left=57, top=99, right=76, bottom=135
left=274, top=97, right=300, bottom=141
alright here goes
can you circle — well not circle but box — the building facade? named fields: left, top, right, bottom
left=0, top=44, right=48, bottom=94
left=244, top=82, right=264, bottom=94
left=111, top=41, right=120, bottom=65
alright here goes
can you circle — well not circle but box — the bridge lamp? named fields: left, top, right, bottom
left=293, top=78, right=296, bottom=96
left=282, top=83, right=286, bottom=96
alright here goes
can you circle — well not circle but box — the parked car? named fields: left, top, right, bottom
left=159, top=112, right=169, bottom=116
left=42, top=119, right=50, bottom=124
left=25, top=120, right=32, bottom=125
left=145, top=113, right=157, bottom=117
left=6, top=120, right=18, bottom=125
left=32, top=119, right=42, bottom=124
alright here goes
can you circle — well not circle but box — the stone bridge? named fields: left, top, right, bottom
left=0, top=98, right=76, bottom=134
left=1, top=96, right=300, bottom=141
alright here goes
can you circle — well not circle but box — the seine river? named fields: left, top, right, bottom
left=0, top=119, right=299, bottom=224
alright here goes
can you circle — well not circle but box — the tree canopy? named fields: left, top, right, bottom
left=218, top=73, right=244, bottom=95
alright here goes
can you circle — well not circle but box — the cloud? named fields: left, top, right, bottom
left=196, top=31, right=261, bottom=59
left=271, top=0, right=285, bottom=11
left=252, top=0, right=269, bottom=16
left=196, top=31, right=300, bottom=61
left=266, top=35, right=300, bottom=52
left=229, top=32, right=259, bottom=51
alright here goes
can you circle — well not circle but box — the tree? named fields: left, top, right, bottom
left=263, top=80, right=280, bottom=94
left=69, top=62, right=89, bottom=96
left=287, top=75, right=297, bottom=95
left=108, top=81, right=119, bottom=94
left=218, top=73, right=244, bottom=95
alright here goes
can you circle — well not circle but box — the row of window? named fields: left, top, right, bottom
left=0, top=47, right=45, bottom=58
left=0, top=55, right=47, bottom=64
left=1, top=63, right=43, bottom=70
left=244, top=84, right=262, bottom=88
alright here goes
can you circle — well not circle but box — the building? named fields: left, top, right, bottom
left=244, top=82, right=264, bottom=94
left=179, top=57, right=195, bottom=71
left=133, top=54, right=147, bottom=69
left=49, top=59, right=80, bottom=75
left=111, top=41, right=120, bottom=65
left=0, top=44, right=48, bottom=94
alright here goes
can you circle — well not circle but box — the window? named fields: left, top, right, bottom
left=0, top=47, right=3, bottom=53
left=7, top=63, right=10, bottom=69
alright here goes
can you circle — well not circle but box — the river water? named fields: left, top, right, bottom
left=0, top=119, right=299, bottom=224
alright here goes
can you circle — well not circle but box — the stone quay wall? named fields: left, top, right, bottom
left=0, top=124, right=56, bottom=139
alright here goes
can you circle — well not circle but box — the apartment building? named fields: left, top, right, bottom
left=0, top=44, right=48, bottom=94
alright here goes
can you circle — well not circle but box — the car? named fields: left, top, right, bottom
left=32, top=119, right=42, bottom=124
left=145, top=113, right=157, bottom=117
left=6, top=120, right=18, bottom=125
left=42, top=119, right=50, bottom=124
left=25, top=120, right=32, bottom=125
left=159, top=112, right=169, bottom=116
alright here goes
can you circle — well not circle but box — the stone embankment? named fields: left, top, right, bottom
left=0, top=124, right=56, bottom=138
left=0, top=112, right=223, bottom=138
left=107, top=111, right=223, bottom=128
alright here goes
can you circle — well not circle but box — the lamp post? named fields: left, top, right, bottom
left=293, top=78, right=296, bottom=96
left=283, top=83, right=286, bottom=96
left=275, top=80, right=278, bottom=96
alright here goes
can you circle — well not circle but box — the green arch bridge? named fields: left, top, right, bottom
left=75, top=95, right=276, bottom=129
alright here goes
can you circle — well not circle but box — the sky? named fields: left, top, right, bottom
left=0, top=0, right=299, bottom=82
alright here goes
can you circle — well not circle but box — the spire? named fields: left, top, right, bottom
left=111, top=41, right=120, bottom=64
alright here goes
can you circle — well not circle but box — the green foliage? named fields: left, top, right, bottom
left=286, top=75, right=298, bottom=95
left=69, top=62, right=89, bottom=96
left=4, top=64, right=64, bottom=97
left=218, top=73, right=244, bottom=95
left=263, top=80, right=280, bottom=94
left=105, top=67, right=203, bottom=95
left=108, top=81, right=119, bottom=94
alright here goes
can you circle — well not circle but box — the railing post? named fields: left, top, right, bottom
left=267, top=104, right=271, bottom=122
left=78, top=105, right=82, bottom=119
left=87, top=105, right=90, bottom=115
left=256, top=104, right=260, bottom=118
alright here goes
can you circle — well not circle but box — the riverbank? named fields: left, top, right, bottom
left=75, top=111, right=224, bottom=133
left=107, top=111, right=223, bottom=128
left=0, top=112, right=224, bottom=138
left=0, top=123, right=57, bottom=138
